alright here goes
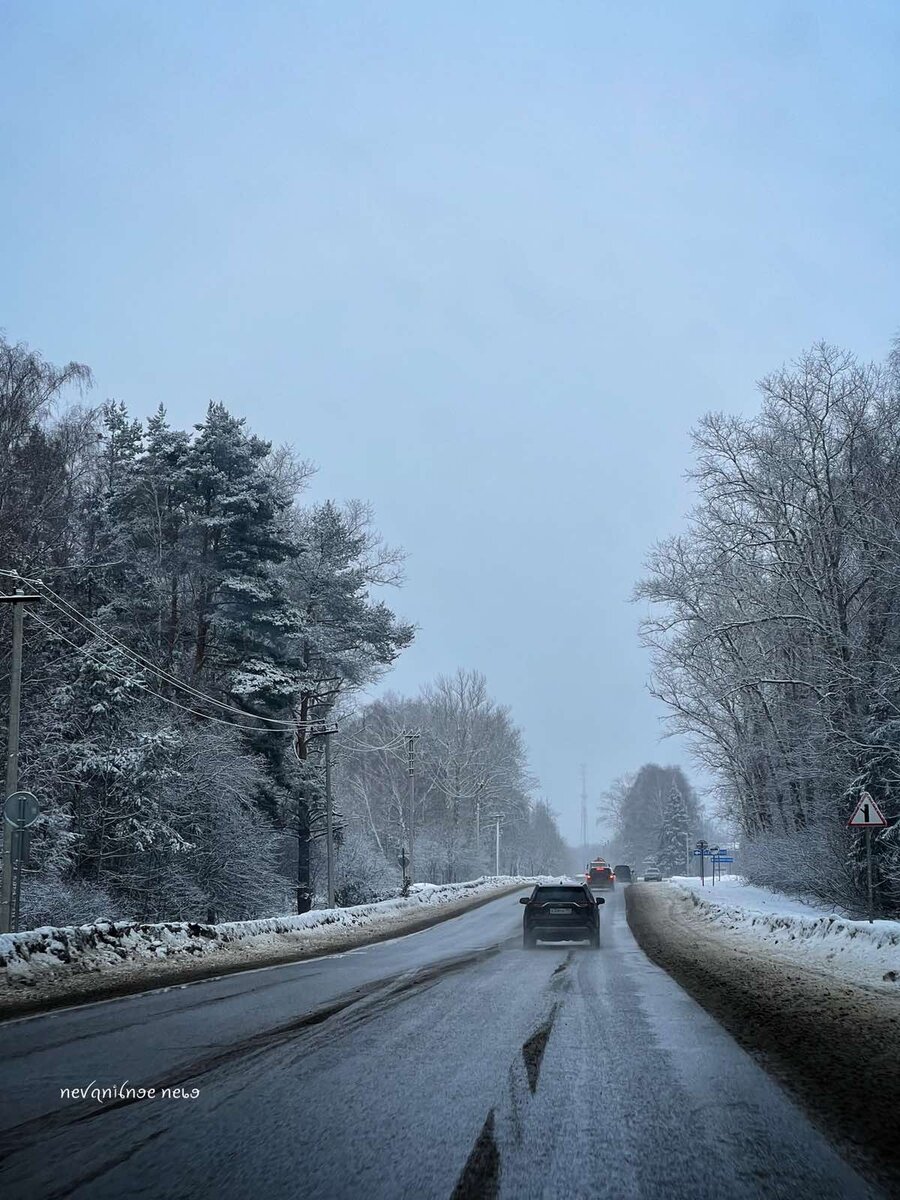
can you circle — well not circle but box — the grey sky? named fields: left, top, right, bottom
left=2, top=2, right=899, bottom=841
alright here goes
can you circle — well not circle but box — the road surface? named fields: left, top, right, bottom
left=0, top=886, right=882, bottom=1199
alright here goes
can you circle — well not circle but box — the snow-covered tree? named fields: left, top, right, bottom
left=0, top=332, right=416, bottom=927
left=657, top=784, right=690, bottom=876
left=602, top=764, right=699, bottom=867
left=336, top=674, right=563, bottom=885
left=638, top=341, right=900, bottom=914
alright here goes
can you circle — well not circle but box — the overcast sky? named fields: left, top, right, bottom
left=2, top=1, right=899, bottom=842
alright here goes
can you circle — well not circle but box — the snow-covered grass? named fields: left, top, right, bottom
left=665, top=874, right=900, bottom=988
left=0, top=876, right=548, bottom=990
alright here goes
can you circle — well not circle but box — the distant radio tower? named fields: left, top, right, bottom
left=580, top=764, right=588, bottom=852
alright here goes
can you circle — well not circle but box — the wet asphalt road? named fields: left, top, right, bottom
left=0, top=886, right=883, bottom=1200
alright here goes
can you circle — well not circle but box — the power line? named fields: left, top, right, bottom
left=31, top=581, right=300, bottom=727
left=9, top=572, right=327, bottom=730
left=5, top=572, right=412, bottom=748
left=0, top=561, right=126, bottom=574
left=27, top=610, right=306, bottom=735
left=336, top=729, right=410, bottom=748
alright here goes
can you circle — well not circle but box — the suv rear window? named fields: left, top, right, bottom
left=532, top=886, right=589, bottom=902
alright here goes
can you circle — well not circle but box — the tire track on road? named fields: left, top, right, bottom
left=0, top=943, right=509, bottom=1164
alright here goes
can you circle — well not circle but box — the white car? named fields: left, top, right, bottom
left=643, top=867, right=662, bottom=882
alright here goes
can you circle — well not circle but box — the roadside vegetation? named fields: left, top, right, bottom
left=0, top=334, right=567, bottom=929
left=638, top=341, right=900, bottom=917
left=596, top=763, right=731, bottom=876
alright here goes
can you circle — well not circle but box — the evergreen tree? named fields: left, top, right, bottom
left=282, top=500, right=415, bottom=910
left=610, top=764, right=699, bottom=865
left=657, top=784, right=691, bottom=876
left=0, top=333, right=421, bottom=926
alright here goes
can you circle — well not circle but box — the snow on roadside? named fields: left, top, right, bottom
left=0, top=876, right=550, bottom=989
left=664, top=874, right=900, bottom=989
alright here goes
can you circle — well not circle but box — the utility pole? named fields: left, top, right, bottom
left=474, top=780, right=484, bottom=858
left=324, top=726, right=335, bottom=908
left=580, top=764, right=588, bottom=861
left=1, top=589, right=41, bottom=934
left=495, top=815, right=500, bottom=877
left=407, top=731, right=419, bottom=887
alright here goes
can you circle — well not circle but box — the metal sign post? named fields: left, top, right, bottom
left=847, top=792, right=888, bottom=924
left=12, top=827, right=30, bottom=932
left=696, top=840, right=708, bottom=887
left=3, top=791, right=40, bottom=933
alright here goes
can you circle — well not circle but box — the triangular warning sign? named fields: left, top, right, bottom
left=848, top=792, right=888, bottom=827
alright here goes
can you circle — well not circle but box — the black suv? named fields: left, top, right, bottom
left=613, top=864, right=632, bottom=883
left=520, top=883, right=604, bottom=949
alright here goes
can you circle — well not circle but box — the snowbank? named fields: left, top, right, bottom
left=665, top=875, right=900, bottom=988
left=0, top=876, right=547, bottom=990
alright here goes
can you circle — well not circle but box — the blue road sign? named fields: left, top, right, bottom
left=714, top=856, right=734, bottom=863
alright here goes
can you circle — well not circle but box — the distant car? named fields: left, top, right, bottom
left=521, top=883, right=604, bottom=948
left=643, top=867, right=662, bottom=882
left=585, top=861, right=616, bottom=889
left=613, top=864, right=632, bottom=883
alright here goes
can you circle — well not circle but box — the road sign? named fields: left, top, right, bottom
left=847, top=792, right=889, bottom=924
left=848, top=792, right=888, bottom=827
left=4, top=791, right=39, bottom=828
left=714, top=856, right=734, bottom=863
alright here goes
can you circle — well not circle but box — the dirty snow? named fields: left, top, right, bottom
left=664, top=875, right=900, bottom=989
left=0, top=876, right=548, bottom=990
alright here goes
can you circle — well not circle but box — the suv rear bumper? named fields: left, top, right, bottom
left=526, top=923, right=596, bottom=940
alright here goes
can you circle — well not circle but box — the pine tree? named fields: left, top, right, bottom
left=282, top=500, right=415, bottom=910
left=2, top=334, right=419, bottom=926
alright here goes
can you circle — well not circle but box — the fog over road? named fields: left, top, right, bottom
left=0, top=888, right=880, bottom=1200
